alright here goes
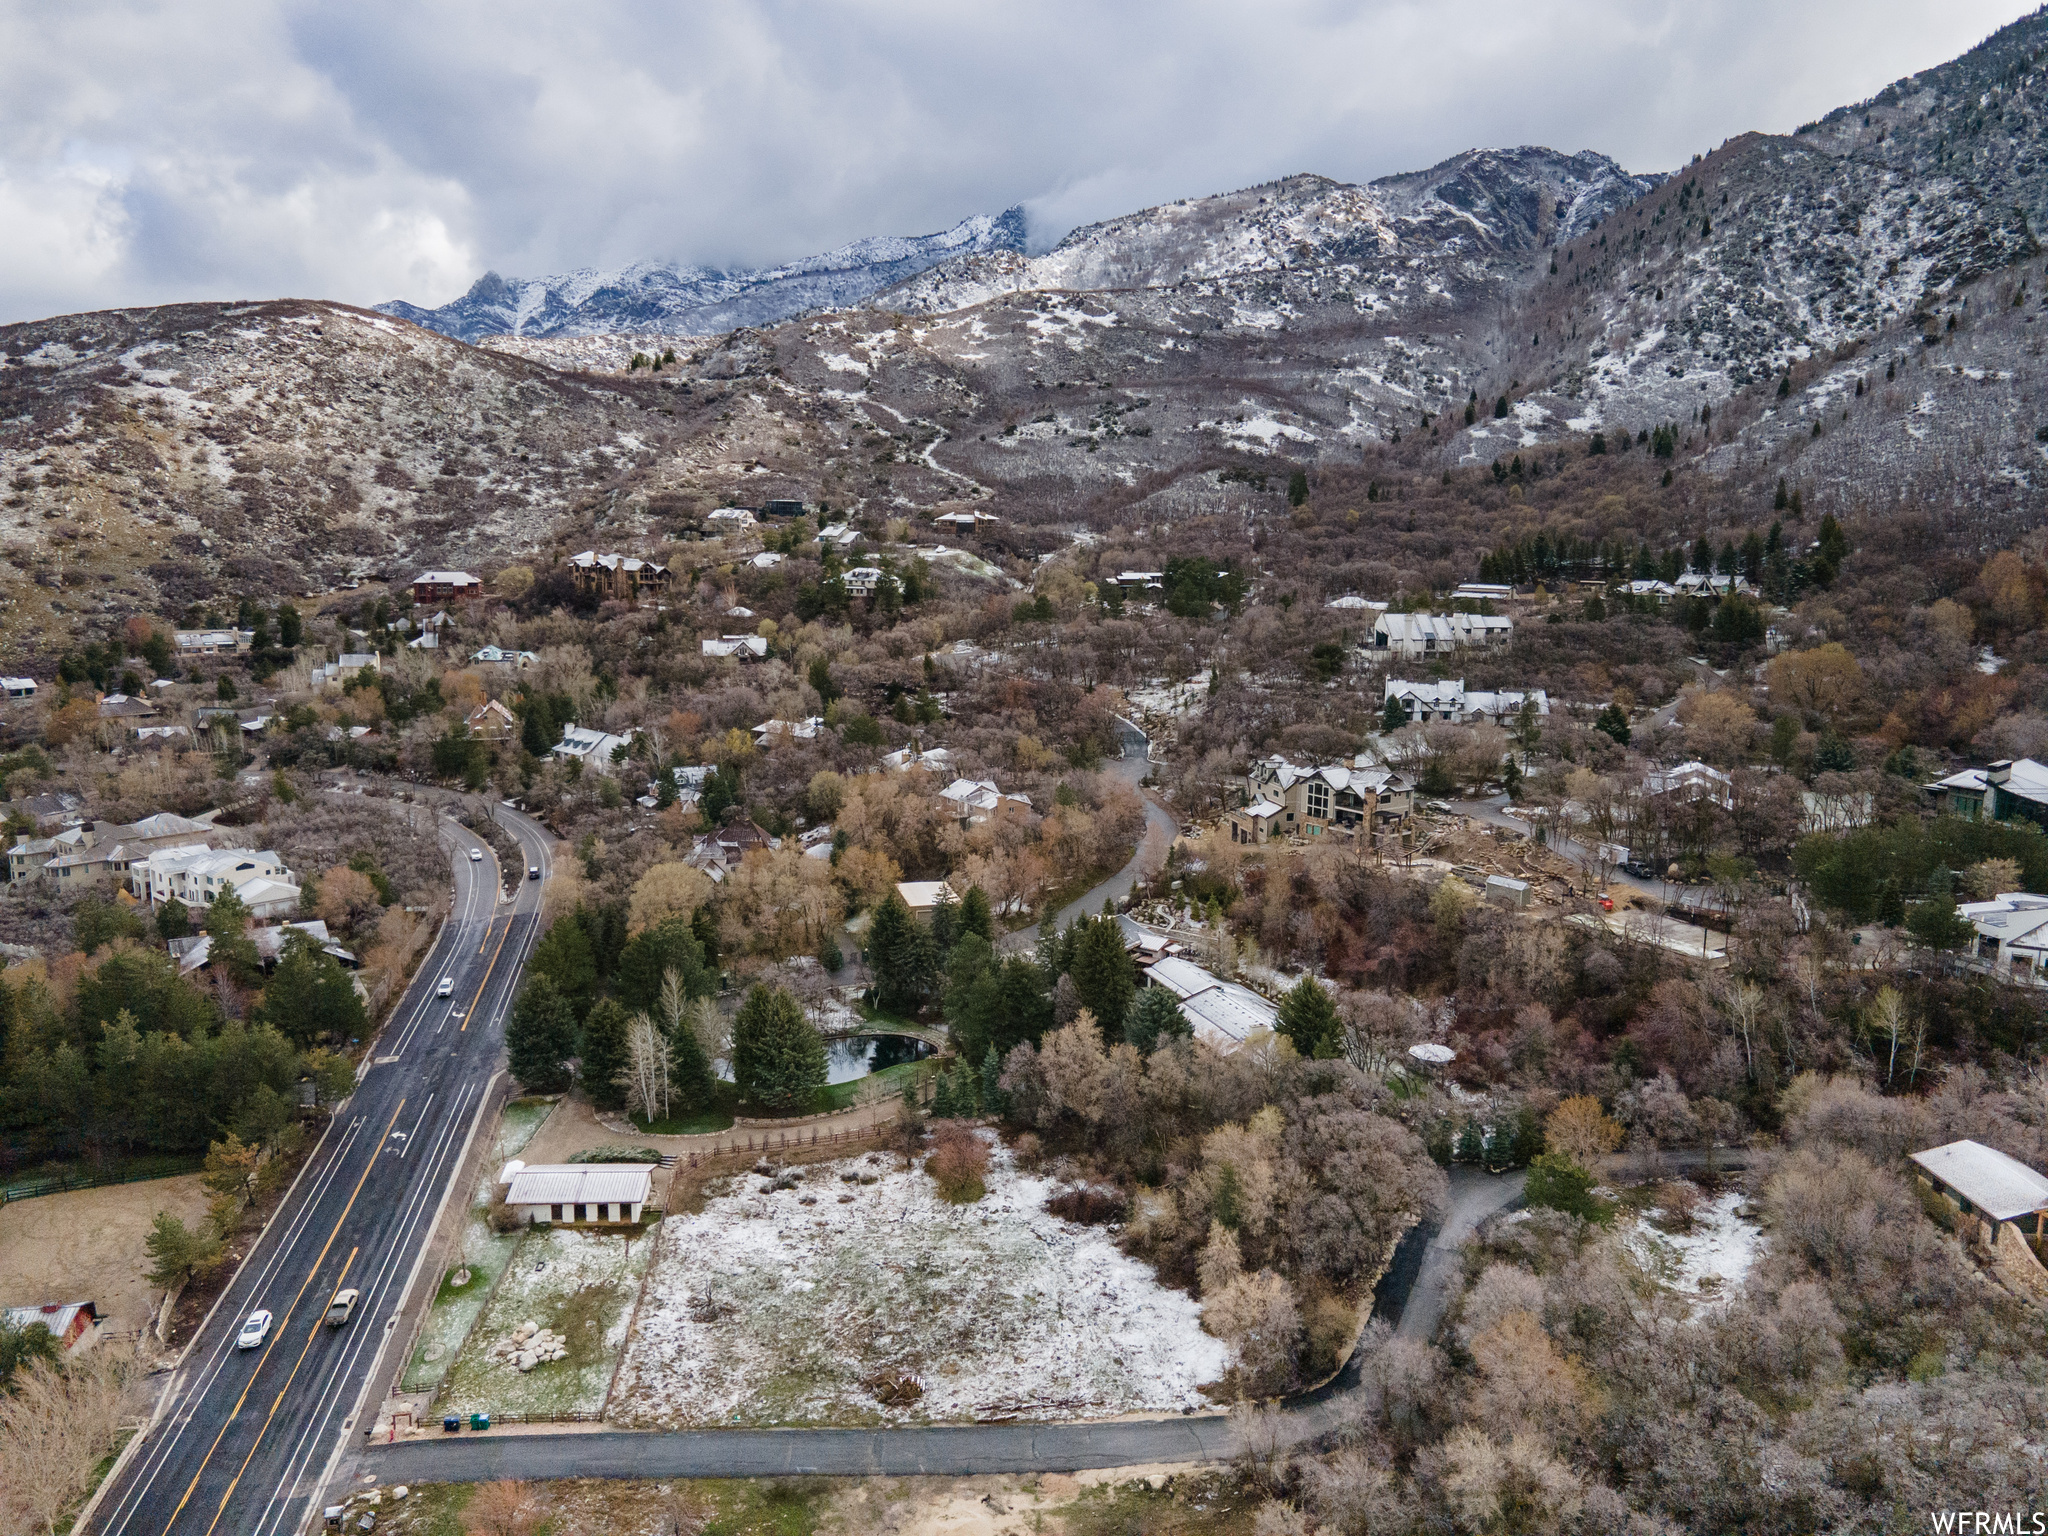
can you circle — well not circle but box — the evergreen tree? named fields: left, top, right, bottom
left=931, top=1069, right=958, bottom=1118
left=1494, top=394, right=1510, bottom=418
left=979, top=1045, right=1007, bottom=1118
left=866, top=891, right=936, bottom=1016
left=1381, top=693, right=1409, bottom=733
left=1594, top=702, right=1632, bottom=746
left=1068, top=916, right=1135, bottom=1036
left=256, top=932, right=366, bottom=1045
left=507, top=975, right=577, bottom=1092
left=521, top=705, right=554, bottom=758
left=957, top=885, right=995, bottom=944
left=731, top=984, right=827, bottom=1111
left=691, top=904, right=722, bottom=973
left=929, top=886, right=960, bottom=957
left=1817, top=512, right=1848, bottom=566
left=1276, top=976, right=1342, bottom=1058
left=668, top=1011, right=717, bottom=1111
left=529, top=915, right=598, bottom=1019
left=614, top=917, right=709, bottom=1014
left=1456, top=1119, right=1486, bottom=1163
left=1124, top=986, right=1192, bottom=1053
left=1815, top=731, right=1856, bottom=773
left=1287, top=466, right=1310, bottom=507
left=155, top=897, right=192, bottom=943
left=579, top=998, right=631, bottom=1110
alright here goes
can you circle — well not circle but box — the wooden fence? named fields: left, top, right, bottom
left=681, top=1120, right=893, bottom=1167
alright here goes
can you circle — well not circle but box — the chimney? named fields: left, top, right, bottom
left=1988, top=761, right=2014, bottom=786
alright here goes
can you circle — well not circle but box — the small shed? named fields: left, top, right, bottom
left=502, top=1163, right=652, bottom=1226
left=1484, top=875, right=1531, bottom=911
left=3, top=1301, right=97, bottom=1352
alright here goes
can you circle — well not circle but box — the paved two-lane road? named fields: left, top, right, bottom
left=94, top=801, right=553, bottom=1536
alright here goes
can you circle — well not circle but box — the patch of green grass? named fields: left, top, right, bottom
left=812, top=1056, right=938, bottom=1113
left=633, top=1081, right=737, bottom=1135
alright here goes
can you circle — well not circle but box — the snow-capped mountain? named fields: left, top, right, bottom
left=380, top=208, right=1028, bottom=341
left=882, top=149, right=1655, bottom=314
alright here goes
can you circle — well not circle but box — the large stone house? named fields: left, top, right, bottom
left=567, top=551, right=672, bottom=603
left=1226, top=756, right=1412, bottom=843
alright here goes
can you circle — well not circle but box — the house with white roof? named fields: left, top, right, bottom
left=499, top=1161, right=652, bottom=1226
left=1926, top=759, right=2048, bottom=828
left=1957, top=892, right=2048, bottom=979
left=470, top=645, right=539, bottom=668
left=2, top=676, right=37, bottom=700
left=1384, top=678, right=1548, bottom=727
left=894, top=880, right=957, bottom=920
left=1910, top=1139, right=2048, bottom=1256
left=174, top=629, right=244, bottom=656
left=412, top=569, right=483, bottom=603
left=552, top=725, right=633, bottom=774
left=1233, top=755, right=1413, bottom=842
left=1644, top=759, right=1734, bottom=809
left=936, top=778, right=1032, bottom=826
left=706, top=507, right=757, bottom=531
left=934, top=510, right=999, bottom=536
left=883, top=744, right=953, bottom=773
left=752, top=717, right=822, bottom=746
left=1141, top=955, right=1279, bottom=1050
left=129, top=845, right=294, bottom=909
left=816, top=522, right=864, bottom=549
left=842, top=567, right=886, bottom=598
left=701, top=635, right=769, bottom=660
left=1369, top=610, right=1514, bottom=659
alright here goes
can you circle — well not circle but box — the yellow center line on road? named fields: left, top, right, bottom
left=462, top=910, right=518, bottom=1032
left=161, top=1102, right=405, bottom=1536
left=201, top=1247, right=360, bottom=1535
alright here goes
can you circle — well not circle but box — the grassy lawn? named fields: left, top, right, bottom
left=631, top=1081, right=737, bottom=1135
left=813, top=1055, right=937, bottom=1113
left=401, top=1213, right=523, bottom=1394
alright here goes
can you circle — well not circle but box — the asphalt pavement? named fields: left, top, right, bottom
left=93, top=799, right=554, bottom=1536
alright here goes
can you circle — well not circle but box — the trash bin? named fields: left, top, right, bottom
left=442, top=1415, right=461, bottom=1433
left=322, top=1508, right=345, bottom=1529
left=469, top=1412, right=490, bottom=1432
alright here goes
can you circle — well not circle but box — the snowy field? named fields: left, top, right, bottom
left=1622, top=1188, right=1762, bottom=1307
left=437, top=1224, right=654, bottom=1419
left=609, top=1139, right=1227, bottom=1427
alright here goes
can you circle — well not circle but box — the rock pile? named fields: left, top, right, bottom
left=490, top=1320, right=568, bottom=1372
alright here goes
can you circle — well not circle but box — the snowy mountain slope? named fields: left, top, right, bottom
left=882, top=150, right=1657, bottom=314
left=379, top=209, right=1027, bottom=341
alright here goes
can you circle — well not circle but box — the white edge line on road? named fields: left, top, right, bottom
left=299, top=1068, right=503, bottom=1531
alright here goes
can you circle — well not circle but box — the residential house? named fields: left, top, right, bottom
left=749, top=551, right=786, bottom=569
left=2, top=1302, right=96, bottom=1353
left=1673, top=572, right=1760, bottom=601
left=1238, top=755, right=1413, bottom=839
left=406, top=629, right=439, bottom=651
left=1643, top=760, right=1735, bottom=810
left=568, top=550, right=672, bottom=602
left=706, top=507, right=757, bottom=532
left=314, top=652, right=382, bottom=690
left=1, top=676, right=37, bottom=699
left=752, top=717, right=822, bottom=747
left=15, top=812, right=215, bottom=888
left=551, top=725, right=632, bottom=774
left=500, top=1161, right=651, bottom=1226
left=133, top=725, right=192, bottom=746
left=1450, top=583, right=1516, bottom=604
left=842, top=567, right=885, bottom=598
left=1957, top=892, right=2048, bottom=979
left=1110, top=571, right=1165, bottom=593
left=1620, top=579, right=1678, bottom=605
left=470, top=645, right=539, bottom=669
left=466, top=699, right=517, bottom=741
left=412, top=569, right=484, bottom=603
left=97, top=693, right=158, bottom=721
left=8, top=827, right=90, bottom=883
left=708, top=819, right=776, bottom=862
left=936, top=778, right=1032, bottom=826
left=761, top=500, right=806, bottom=520
left=1383, top=678, right=1548, bottom=727
left=933, top=510, right=999, bottom=536
left=1926, top=759, right=2048, bottom=827
left=701, top=635, right=768, bottom=661
left=816, top=522, right=864, bottom=550
left=894, top=880, right=958, bottom=920
left=1140, top=954, right=1278, bottom=1050
left=1369, top=610, right=1514, bottom=658
left=1224, top=798, right=1284, bottom=845
left=174, top=629, right=243, bottom=656
left=1910, top=1139, right=2048, bottom=1253
left=1325, top=595, right=1387, bottom=613
left=16, top=791, right=82, bottom=831
left=883, top=744, right=953, bottom=773
left=130, top=846, right=293, bottom=909
left=167, top=919, right=356, bottom=977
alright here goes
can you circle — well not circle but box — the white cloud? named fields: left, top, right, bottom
left=0, top=0, right=2036, bottom=324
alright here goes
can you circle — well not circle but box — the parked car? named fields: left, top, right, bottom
left=237, top=1310, right=272, bottom=1349
left=1622, top=859, right=1656, bottom=879
left=437, top=976, right=454, bottom=997
left=324, top=1288, right=359, bottom=1328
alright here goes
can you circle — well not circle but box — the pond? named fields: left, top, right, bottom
left=823, top=1033, right=933, bottom=1084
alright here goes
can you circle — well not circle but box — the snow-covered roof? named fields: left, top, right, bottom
left=414, top=569, right=481, bottom=586
left=1241, top=799, right=1282, bottom=818
left=703, top=635, right=769, bottom=659
left=1909, top=1140, right=2048, bottom=1222
left=1407, top=1042, right=1456, bottom=1065
left=895, top=880, right=957, bottom=911
left=505, top=1163, right=653, bottom=1208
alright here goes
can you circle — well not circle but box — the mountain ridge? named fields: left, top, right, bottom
left=378, top=208, right=1029, bottom=342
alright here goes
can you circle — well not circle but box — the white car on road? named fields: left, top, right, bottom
left=437, top=976, right=454, bottom=997
left=237, top=1310, right=272, bottom=1350
left=469, top=848, right=484, bottom=862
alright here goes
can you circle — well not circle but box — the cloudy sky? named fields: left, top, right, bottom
left=0, top=0, right=2035, bottom=325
